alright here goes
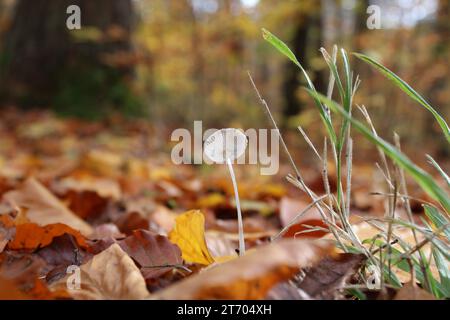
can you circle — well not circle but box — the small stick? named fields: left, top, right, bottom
left=298, top=126, right=322, bottom=161
left=247, top=71, right=302, bottom=180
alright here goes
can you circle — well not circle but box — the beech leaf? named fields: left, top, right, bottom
left=3, top=178, right=93, bottom=236
left=168, top=210, right=215, bottom=265
left=60, top=243, right=150, bottom=300
left=118, top=229, right=183, bottom=280
left=151, top=239, right=333, bottom=299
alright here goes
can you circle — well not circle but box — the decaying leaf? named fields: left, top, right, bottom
left=297, top=253, right=366, bottom=299
left=8, top=222, right=88, bottom=251
left=394, top=282, right=436, bottom=300
left=52, top=176, right=121, bottom=219
left=0, top=275, right=30, bottom=299
left=151, top=239, right=333, bottom=299
left=118, top=229, right=183, bottom=280
left=57, top=243, right=150, bottom=299
left=37, top=234, right=92, bottom=284
left=168, top=210, right=215, bottom=265
left=3, top=178, right=93, bottom=236
left=279, top=197, right=329, bottom=238
left=0, top=214, right=15, bottom=253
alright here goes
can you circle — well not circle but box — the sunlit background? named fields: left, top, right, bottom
left=0, top=0, right=448, bottom=159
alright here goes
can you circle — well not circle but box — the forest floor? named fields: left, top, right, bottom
left=0, top=108, right=446, bottom=300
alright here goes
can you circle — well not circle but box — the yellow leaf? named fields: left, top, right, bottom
left=196, top=193, right=227, bottom=208
left=169, top=210, right=215, bottom=265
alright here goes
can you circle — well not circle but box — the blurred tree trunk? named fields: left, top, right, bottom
left=0, top=0, right=135, bottom=113
left=282, top=2, right=324, bottom=122
left=355, top=0, right=370, bottom=36
left=430, top=0, right=449, bottom=156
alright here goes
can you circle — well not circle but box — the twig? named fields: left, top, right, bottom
left=394, top=133, right=431, bottom=291
left=298, top=126, right=322, bottom=161
left=247, top=71, right=301, bottom=180
left=271, top=194, right=328, bottom=241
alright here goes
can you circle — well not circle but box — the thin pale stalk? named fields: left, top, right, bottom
left=226, top=158, right=245, bottom=256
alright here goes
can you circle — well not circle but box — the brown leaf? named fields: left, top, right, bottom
left=52, top=176, right=121, bottom=219
left=0, top=251, right=60, bottom=299
left=0, top=214, right=15, bottom=253
left=118, top=229, right=182, bottom=280
left=115, top=211, right=149, bottom=236
left=297, top=253, right=366, bottom=299
left=58, top=243, right=150, bottom=300
left=3, top=178, right=93, bottom=236
left=37, top=234, right=92, bottom=284
left=394, top=282, right=435, bottom=300
left=279, top=197, right=329, bottom=238
left=90, top=223, right=125, bottom=240
left=151, top=239, right=333, bottom=300
left=0, top=275, right=30, bottom=299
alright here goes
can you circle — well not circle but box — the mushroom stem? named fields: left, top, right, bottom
left=226, top=157, right=245, bottom=256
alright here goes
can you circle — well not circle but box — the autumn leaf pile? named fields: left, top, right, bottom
left=0, top=108, right=437, bottom=300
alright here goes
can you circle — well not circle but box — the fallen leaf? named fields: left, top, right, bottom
left=168, top=210, right=215, bottom=265
left=57, top=243, right=150, bottom=299
left=81, top=150, right=124, bottom=177
left=118, top=229, right=183, bottom=280
left=150, top=205, right=177, bottom=234
left=3, top=178, right=93, bottom=236
left=205, top=231, right=239, bottom=258
left=53, top=176, right=121, bottom=200
left=37, top=234, right=92, bottom=284
left=279, top=197, right=329, bottom=238
left=0, top=275, right=30, bottom=299
left=394, top=282, right=435, bottom=300
left=0, top=250, right=59, bottom=299
left=8, top=223, right=88, bottom=251
left=52, top=176, right=121, bottom=219
left=90, top=223, right=125, bottom=239
left=115, top=211, right=149, bottom=236
left=151, top=239, right=333, bottom=299
left=0, top=214, right=15, bottom=253
left=297, top=253, right=366, bottom=299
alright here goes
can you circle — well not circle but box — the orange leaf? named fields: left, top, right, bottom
left=152, top=239, right=333, bottom=300
left=8, top=223, right=88, bottom=251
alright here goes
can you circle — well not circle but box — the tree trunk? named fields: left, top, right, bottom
left=282, top=2, right=324, bottom=122
left=0, top=0, right=135, bottom=114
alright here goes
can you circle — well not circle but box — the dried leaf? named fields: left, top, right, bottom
left=151, top=239, right=333, bottom=299
left=8, top=222, right=88, bottom=251
left=0, top=275, right=30, bottom=299
left=0, top=214, right=15, bottom=253
left=118, top=229, right=182, bottom=280
left=297, top=253, right=366, bottom=299
left=37, top=234, right=92, bottom=283
left=394, top=282, right=435, bottom=300
left=60, top=243, right=150, bottom=299
left=3, top=178, right=93, bottom=236
left=168, top=210, right=215, bottom=265
left=279, top=197, right=329, bottom=238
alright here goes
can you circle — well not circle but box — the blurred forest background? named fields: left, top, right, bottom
left=0, top=0, right=448, bottom=160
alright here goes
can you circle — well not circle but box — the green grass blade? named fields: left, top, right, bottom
left=262, top=28, right=337, bottom=145
left=424, top=205, right=450, bottom=240
left=262, top=28, right=301, bottom=68
left=432, top=248, right=450, bottom=298
left=426, top=154, right=450, bottom=187
left=306, top=90, right=450, bottom=212
left=353, top=52, right=450, bottom=144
